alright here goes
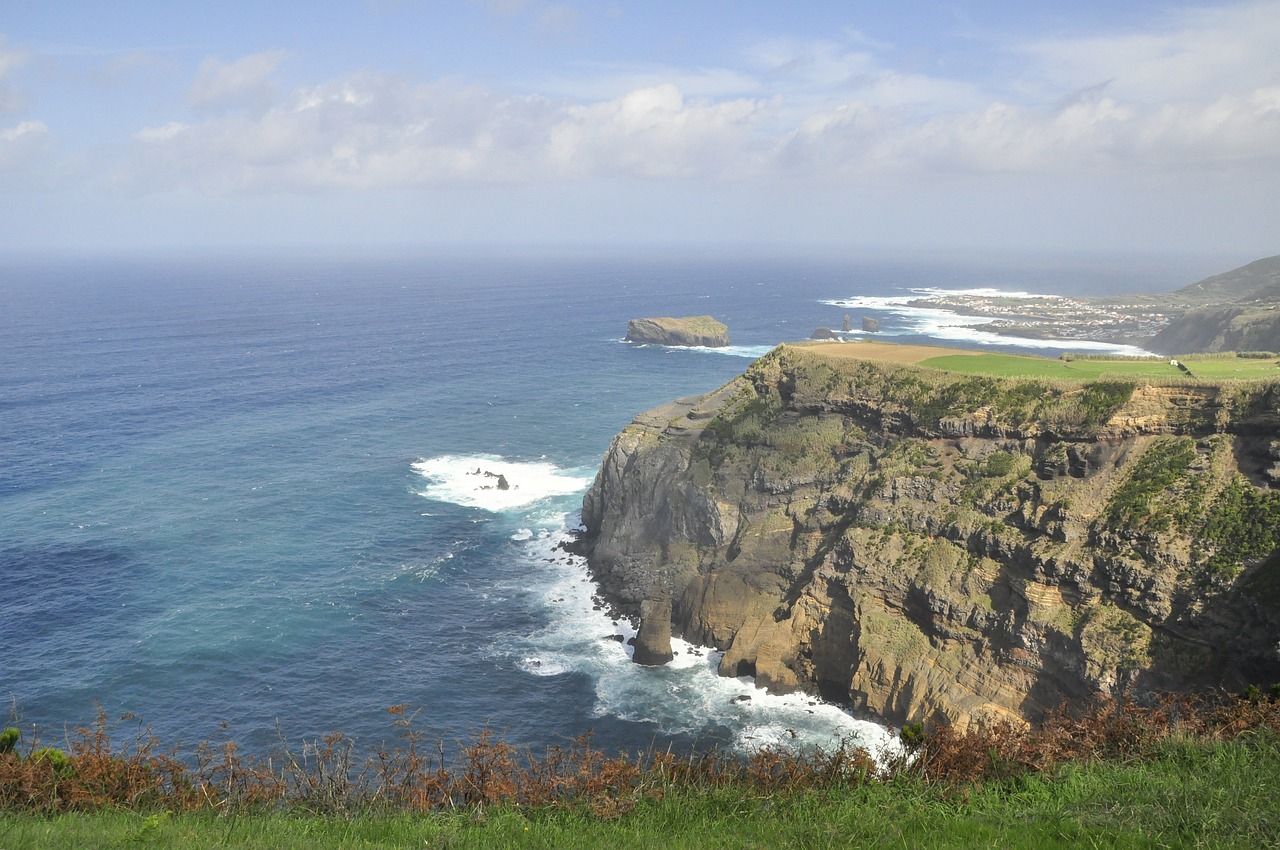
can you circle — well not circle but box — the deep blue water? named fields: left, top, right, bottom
left=0, top=252, right=1193, bottom=757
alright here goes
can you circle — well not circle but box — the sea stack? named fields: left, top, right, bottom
left=625, top=316, right=730, bottom=348
left=631, top=592, right=674, bottom=666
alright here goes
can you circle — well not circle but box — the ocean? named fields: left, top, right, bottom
left=0, top=252, right=1192, bottom=759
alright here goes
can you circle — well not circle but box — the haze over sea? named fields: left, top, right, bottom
left=0, top=252, right=1200, bottom=758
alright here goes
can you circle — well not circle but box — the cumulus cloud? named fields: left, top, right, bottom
left=0, top=119, right=53, bottom=185
left=96, top=1, right=1280, bottom=197
left=124, top=75, right=769, bottom=192
left=120, top=72, right=1280, bottom=195
left=189, top=50, right=288, bottom=113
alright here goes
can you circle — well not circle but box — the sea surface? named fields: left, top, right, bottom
left=0, top=252, right=1196, bottom=758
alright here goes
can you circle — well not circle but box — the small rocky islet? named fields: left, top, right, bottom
left=625, top=316, right=730, bottom=348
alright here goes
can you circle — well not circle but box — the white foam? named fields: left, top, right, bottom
left=503, top=521, right=901, bottom=761
left=517, top=656, right=570, bottom=676
left=413, top=454, right=593, bottom=512
left=823, top=288, right=1155, bottom=356
left=691, top=344, right=777, bottom=359
left=620, top=339, right=776, bottom=359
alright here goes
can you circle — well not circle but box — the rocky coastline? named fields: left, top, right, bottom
left=575, top=344, right=1280, bottom=729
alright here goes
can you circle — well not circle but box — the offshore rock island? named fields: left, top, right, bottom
left=577, top=342, right=1280, bottom=729
left=626, top=316, right=730, bottom=348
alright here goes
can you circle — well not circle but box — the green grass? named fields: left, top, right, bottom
left=4, top=736, right=1278, bottom=849
left=1176, top=357, right=1280, bottom=379
left=918, top=352, right=1280, bottom=380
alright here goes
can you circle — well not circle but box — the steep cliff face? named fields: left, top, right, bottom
left=579, top=344, right=1280, bottom=728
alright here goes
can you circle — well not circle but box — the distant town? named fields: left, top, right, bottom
left=909, top=293, right=1178, bottom=343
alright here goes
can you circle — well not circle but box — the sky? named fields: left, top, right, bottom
left=1, top=0, right=1278, bottom=257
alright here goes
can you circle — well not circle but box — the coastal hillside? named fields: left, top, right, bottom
left=578, top=343, right=1280, bottom=728
left=1170, top=255, right=1280, bottom=305
left=1147, top=255, right=1280, bottom=354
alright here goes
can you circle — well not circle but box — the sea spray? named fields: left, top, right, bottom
left=504, top=523, right=901, bottom=759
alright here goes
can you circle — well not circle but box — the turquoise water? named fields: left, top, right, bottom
left=0, top=253, right=1181, bottom=757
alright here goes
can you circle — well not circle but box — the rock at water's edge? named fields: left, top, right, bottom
left=626, top=316, right=730, bottom=348
left=632, top=593, right=674, bottom=666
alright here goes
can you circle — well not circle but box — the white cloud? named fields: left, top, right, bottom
left=24, top=0, right=1275, bottom=219
left=189, top=51, right=288, bottom=113
left=115, top=58, right=1280, bottom=196
left=133, top=122, right=190, bottom=142
left=0, top=119, right=52, bottom=184
left=0, top=37, right=31, bottom=113
left=118, top=75, right=771, bottom=192
left=1016, top=0, right=1280, bottom=105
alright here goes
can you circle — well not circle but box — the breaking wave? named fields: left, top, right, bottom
left=502, top=523, right=902, bottom=760
left=413, top=454, right=593, bottom=512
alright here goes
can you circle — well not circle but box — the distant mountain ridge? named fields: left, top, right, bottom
left=1171, top=255, right=1280, bottom=306
left=1147, top=255, right=1280, bottom=354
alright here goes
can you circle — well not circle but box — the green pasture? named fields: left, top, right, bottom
left=919, top=353, right=1280, bottom=381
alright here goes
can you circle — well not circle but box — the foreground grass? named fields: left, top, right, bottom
left=4, top=735, right=1278, bottom=849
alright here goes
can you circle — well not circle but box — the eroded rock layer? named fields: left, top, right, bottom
left=578, top=344, right=1280, bottom=728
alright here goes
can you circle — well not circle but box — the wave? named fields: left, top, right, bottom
left=505, top=523, right=901, bottom=760
left=620, top=339, right=777, bottom=359
left=413, top=454, right=593, bottom=512
left=690, top=344, right=778, bottom=359
left=823, top=288, right=1155, bottom=356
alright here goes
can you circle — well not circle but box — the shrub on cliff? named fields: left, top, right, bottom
left=1198, top=477, right=1280, bottom=579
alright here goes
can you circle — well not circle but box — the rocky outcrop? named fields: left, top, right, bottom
left=626, top=316, right=730, bottom=348
left=578, top=344, right=1280, bottom=729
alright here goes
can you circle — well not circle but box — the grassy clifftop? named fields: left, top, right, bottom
left=737, top=343, right=1280, bottom=437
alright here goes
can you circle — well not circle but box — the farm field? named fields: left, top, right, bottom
left=920, top=353, right=1280, bottom=380
left=801, top=341, right=1280, bottom=380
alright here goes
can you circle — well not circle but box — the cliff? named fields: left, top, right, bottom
left=579, top=344, right=1280, bottom=729
left=1148, top=306, right=1280, bottom=356
left=626, top=316, right=730, bottom=348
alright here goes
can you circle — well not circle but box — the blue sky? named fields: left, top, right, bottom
left=2, top=1, right=1278, bottom=256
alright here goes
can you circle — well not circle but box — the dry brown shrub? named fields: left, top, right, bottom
left=4, top=690, right=1279, bottom=816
